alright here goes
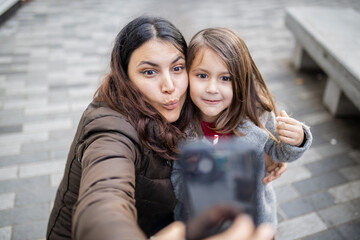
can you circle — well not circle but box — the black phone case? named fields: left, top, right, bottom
left=178, top=139, right=263, bottom=224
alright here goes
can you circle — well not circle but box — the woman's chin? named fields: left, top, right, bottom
left=162, top=112, right=181, bottom=123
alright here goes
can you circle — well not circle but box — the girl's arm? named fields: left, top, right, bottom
left=264, top=110, right=312, bottom=162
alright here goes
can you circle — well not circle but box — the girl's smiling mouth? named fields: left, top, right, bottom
left=203, top=99, right=221, bottom=104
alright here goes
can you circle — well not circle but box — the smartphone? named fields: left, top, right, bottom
left=178, top=139, right=262, bottom=224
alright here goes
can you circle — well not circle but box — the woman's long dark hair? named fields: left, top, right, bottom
left=95, top=16, right=192, bottom=160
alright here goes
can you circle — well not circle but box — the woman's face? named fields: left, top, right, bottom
left=189, top=47, right=233, bottom=123
left=128, top=39, right=188, bottom=123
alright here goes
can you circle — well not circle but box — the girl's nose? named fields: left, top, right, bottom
left=206, top=79, right=219, bottom=93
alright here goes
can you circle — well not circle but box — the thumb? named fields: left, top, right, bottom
left=281, top=110, right=289, bottom=117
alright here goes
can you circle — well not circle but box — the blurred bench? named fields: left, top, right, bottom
left=0, top=0, right=21, bottom=26
left=285, top=7, right=360, bottom=116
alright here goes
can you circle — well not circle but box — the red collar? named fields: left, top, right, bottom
left=199, top=120, right=232, bottom=144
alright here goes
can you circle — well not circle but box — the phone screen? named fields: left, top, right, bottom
left=178, top=140, right=261, bottom=224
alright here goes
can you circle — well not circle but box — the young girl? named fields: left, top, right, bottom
left=174, top=27, right=312, bottom=227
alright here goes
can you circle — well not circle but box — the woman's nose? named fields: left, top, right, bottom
left=206, top=79, right=218, bottom=93
left=161, top=73, right=175, bottom=94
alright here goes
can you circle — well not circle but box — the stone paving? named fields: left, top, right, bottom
left=0, top=0, right=360, bottom=239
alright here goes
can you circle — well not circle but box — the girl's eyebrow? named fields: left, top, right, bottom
left=219, top=71, right=230, bottom=75
left=137, top=55, right=184, bottom=68
left=192, top=67, right=209, bottom=73
left=192, top=67, right=230, bottom=76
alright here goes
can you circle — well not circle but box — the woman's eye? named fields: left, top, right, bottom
left=173, top=66, right=184, bottom=72
left=221, top=76, right=231, bottom=81
left=197, top=74, right=208, bottom=78
left=142, top=70, right=156, bottom=76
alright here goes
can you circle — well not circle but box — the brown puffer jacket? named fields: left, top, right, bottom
left=47, top=100, right=177, bottom=240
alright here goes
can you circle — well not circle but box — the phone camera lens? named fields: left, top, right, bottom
left=198, top=157, right=214, bottom=174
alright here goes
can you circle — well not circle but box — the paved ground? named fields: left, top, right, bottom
left=0, top=0, right=360, bottom=239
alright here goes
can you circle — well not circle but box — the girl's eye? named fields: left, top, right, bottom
left=197, top=73, right=208, bottom=78
left=173, top=66, right=184, bottom=72
left=142, top=70, right=156, bottom=76
left=221, top=76, right=231, bottom=81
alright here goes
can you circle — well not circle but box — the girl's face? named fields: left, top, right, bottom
left=189, top=47, right=233, bottom=123
left=128, top=39, right=188, bottom=123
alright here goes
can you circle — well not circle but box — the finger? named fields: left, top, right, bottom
left=265, top=162, right=277, bottom=172
left=276, top=116, right=300, bottom=126
left=230, top=215, right=255, bottom=240
left=277, top=126, right=303, bottom=140
left=266, top=177, right=277, bottom=183
left=277, top=121, right=300, bottom=131
left=265, top=164, right=287, bottom=182
left=277, top=129, right=299, bottom=139
left=266, top=166, right=275, bottom=173
left=266, top=169, right=275, bottom=177
left=263, top=177, right=268, bottom=185
left=277, top=130, right=302, bottom=142
left=263, top=172, right=275, bottom=183
left=264, top=171, right=278, bottom=184
left=277, top=129, right=303, bottom=142
left=277, top=124, right=304, bottom=144
left=186, top=204, right=243, bottom=240
left=277, top=129, right=304, bottom=146
left=279, top=135, right=297, bottom=145
left=275, top=170, right=282, bottom=177
left=251, top=223, right=275, bottom=240
left=276, top=163, right=288, bottom=176
left=281, top=110, right=289, bottom=118
left=236, top=215, right=255, bottom=239
left=152, top=221, right=186, bottom=240
left=266, top=167, right=277, bottom=173
left=271, top=174, right=277, bottom=180
left=205, top=215, right=255, bottom=240
left=277, top=124, right=302, bottom=136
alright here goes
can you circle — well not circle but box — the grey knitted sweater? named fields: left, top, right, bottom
left=171, top=111, right=312, bottom=226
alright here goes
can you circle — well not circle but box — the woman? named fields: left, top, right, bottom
left=47, top=16, right=274, bottom=240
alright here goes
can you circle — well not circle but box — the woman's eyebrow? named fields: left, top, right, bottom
left=171, top=55, right=184, bottom=64
left=138, top=61, right=158, bottom=67
left=137, top=55, right=184, bottom=68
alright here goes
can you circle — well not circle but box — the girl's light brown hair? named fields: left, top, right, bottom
left=187, top=27, right=278, bottom=139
